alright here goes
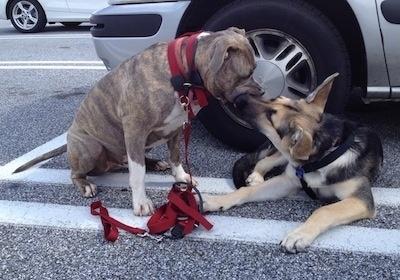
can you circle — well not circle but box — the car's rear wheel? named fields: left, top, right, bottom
left=197, top=0, right=351, bottom=152
left=9, top=0, right=47, bottom=33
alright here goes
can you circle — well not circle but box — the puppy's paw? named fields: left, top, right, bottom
left=200, top=194, right=231, bottom=212
left=280, top=228, right=314, bottom=253
left=245, top=172, right=264, bottom=186
left=133, top=197, right=155, bottom=216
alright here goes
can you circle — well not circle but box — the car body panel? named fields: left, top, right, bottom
left=377, top=0, right=400, bottom=98
left=0, top=0, right=107, bottom=23
left=91, top=1, right=190, bottom=70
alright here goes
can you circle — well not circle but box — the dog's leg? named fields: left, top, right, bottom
left=246, top=152, right=287, bottom=186
left=280, top=190, right=374, bottom=253
left=124, top=128, right=155, bottom=216
left=67, top=133, right=107, bottom=198
left=201, top=172, right=299, bottom=212
left=167, top=130, right=198, bottom=186
left=127, top=155, right=155, bottom=216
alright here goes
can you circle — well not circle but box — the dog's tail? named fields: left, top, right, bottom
left=13, top=144, right=67, bottom=173
left=232, top=140, right=275, bottom=188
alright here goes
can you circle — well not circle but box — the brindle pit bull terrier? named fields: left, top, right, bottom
left=14, top=27, right=263, bottom=216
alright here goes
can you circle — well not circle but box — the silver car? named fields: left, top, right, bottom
left=90, top=0, right=400, bottom=151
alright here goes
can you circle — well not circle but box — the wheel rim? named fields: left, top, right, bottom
left=12, top=1, right=39, bottom=31
left=222, top=29, right=317, bottom=127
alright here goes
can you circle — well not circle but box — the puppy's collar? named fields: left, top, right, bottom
left=296, top=133, right=355, bottom=199
left=168, top=32, right=211, bottom=119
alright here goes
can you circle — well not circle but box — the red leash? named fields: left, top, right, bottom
left=90, top=32, right=213, bottom=242
left=90, top=124, right=213, bottom=242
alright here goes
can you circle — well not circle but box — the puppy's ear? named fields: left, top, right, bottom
left=306, top=73, right=339, bottom=114
left=289, top=124, right=313, bottom=160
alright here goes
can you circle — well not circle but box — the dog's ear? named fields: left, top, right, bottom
left=226, top=27, right=246, bottom=36
left=289, top=123, right=313, bottom=160
left=208, top=42, right=231, bottom=74
left=306, top=73, right=339, bottom=114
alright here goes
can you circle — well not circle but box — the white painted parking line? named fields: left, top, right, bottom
left=0, top=61, right=106, bottom=70
left=0, top=34, right=92, bottom=40
left=1, top=200, right=399, bottom=255
left=0, top=132, right=67, bottom=177
left=1, top=132, right=399, bottom=205
left=2, top=167, right=400, bottom=207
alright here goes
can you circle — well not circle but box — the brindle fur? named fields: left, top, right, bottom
left=14, top=27, right=263, bottom=216
left=201, top=73, right=383, bottom=253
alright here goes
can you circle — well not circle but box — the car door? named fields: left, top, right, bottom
left=66, top=0, right=108, bottom=14
left=377, top=0, right=400, bottom=98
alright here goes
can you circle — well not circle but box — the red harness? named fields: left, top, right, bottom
left=90, top=33, right=214, bottom=242
left=167, top=32, right=211, bottom=118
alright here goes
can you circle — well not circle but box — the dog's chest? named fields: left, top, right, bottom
left=146, top=97, right=186, bottom=148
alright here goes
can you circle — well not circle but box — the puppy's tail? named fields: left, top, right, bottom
left=13, top=144, right=67, bottom=173
left=232, top=140, right=274, bottom=189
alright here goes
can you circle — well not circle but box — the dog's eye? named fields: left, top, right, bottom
left=266, top=109, right=276, bottom=122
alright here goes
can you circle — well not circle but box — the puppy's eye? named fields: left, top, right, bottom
left=266, top=109, right=276, bottom=122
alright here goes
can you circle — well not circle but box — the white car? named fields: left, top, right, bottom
left=91, top=0, right=400, bottom=151
left=0, top=0, right=108, bottom=33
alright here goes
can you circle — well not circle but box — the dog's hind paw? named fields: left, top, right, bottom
left=76, top=183, right=97, bottom=198
left=145, top=158, right=170, bottom=171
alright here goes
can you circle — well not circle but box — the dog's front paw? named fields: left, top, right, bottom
left=200, top=194, right=231, bottom=212
left=132, top=197, right=155, bottom=216
left=280, top=228, right=314, bottom=253
left=176, top=172, right=198, bottom=186
left=245, top=172, right=264, bottom=186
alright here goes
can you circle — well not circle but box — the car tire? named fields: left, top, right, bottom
left=197, top=0, right=351, bottom=152
left=61, top=22, right=82, bottom=28
left=9, top=0, right=47, bottom=33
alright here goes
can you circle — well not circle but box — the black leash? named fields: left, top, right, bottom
left=295, top=133, right=355, bottom=199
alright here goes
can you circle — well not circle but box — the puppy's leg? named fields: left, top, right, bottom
left=201, top=172, right=299, bottom=212
left=281, top=180, right=375, bottom=253
left=167, top=130, right=197, bottom=186
left=246, top=152, right=287, bottom=186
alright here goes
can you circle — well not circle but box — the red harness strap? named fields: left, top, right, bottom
left=168, top=32, right=210, bottom=118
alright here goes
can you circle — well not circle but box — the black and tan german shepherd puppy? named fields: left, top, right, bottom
left=200, top=73, right=383, bottom=253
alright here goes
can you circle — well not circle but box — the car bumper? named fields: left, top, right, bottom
left=0, top=1, right=8, bottom=20
left=90, top=1, right=190, bottom=70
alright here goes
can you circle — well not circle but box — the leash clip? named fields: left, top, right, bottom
left=180, top=95, right=190, bottom=107
left=138, top=232, right=164, bottom=243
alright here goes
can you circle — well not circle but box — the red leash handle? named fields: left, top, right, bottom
left=90, top=201, right=147, bottom=242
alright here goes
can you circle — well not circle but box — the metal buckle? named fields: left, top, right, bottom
left=138, top=232, right=164, bottom=243
left=180, top=95, right=190, bottom=107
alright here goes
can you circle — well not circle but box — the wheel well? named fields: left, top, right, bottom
left=178, top=0, right=367, bottom=91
